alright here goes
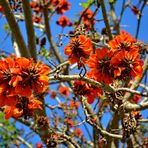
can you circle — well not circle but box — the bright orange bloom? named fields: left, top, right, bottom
left=56, top=0, right=70, bottom=14
left=69, top=100, right=79, bottom=109
left=64, top=35, right=93, bottom=68
left=80, top=9, right=96, bottom=30
left=51, top=0, right=63, bottom=6
left=56, top=16, right=72, bottom=28
left=16, top=58, right=50, bottom=94
left=66, top=119, right=73, bottom=127
left=0, top=5, right=3, bottom=12
left=58, top=85, right=69, bottom=96
left=51, top=0, right=70, bottom=14
left=73, top=80, right=102, bottom=104
left=74, top=128, right=82, bottom=137
left=49, top=90, right=57, bottom=98
left=32, top=16, right=42, bottom=23
left=4, top=106, right=23, bottom=119
left=131, top=94, right=142, bottom=103
left=80, top=9, right=94, bottom=22
left=4, top=97, right=42, bottom=119
left=30, top=1, right=37, bottom=8
left=86, top=47, right=113, bottom=84
left=110, top=50, right=143, bottom=79
left=0, top=57, right=49, bottom=119
left=109, top=30, right=138, bottom=53
left=36, top=142, right=43, bottom=148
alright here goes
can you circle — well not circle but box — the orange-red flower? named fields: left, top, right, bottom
left=0, top=5, right=3, bottom=12
left=86, top=47, right=113, bottom=84
left=109, top=30, right=138, bottom=53
left=56, top=16, right=72, bottom=28
left=36, top=142, right=43, bottom=148
left=66, top=119, right=74, bottom=127
left=57, top=0, right=70, bottom=14
left=58, top=85, right=69, bottom=96
left=51, top=0, right=70, bottom=14
left=80, top=9, right=94, bottom=22
left=80, top=9, right=96, bottom=30
left=110, top=50, right=143, bottom=79
left=4, top=97, right=42, bottom=119
left=74, top=128, right=82, bottom=137
left=64, top=35, right=93, bottom=68
left=69, top=100, right=79, bottom=109
left=15, top=58, right=50, bottom=94
left=131, top=94, right=142, bottom=103
left=73, top=80, right=102, bottom=104
left=32, top=16, right=42, bottom=23
left=0, top=57, right=49, bottom=119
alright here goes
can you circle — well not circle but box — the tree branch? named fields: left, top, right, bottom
left=22, top=0, right=37, bottom=61
left=99, top=0, right=113, bottom=40
left=42, top=3, right=64, bottom=63
left=124, top=101, right=148, bottom=111
left=0, top=0, right=30, bottom=58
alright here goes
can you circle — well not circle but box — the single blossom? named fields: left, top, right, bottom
left=110, top=50, right=143, bottom=79
left=58, top=85, right=69, bottom=96
left=73, top=80, right=102, bottom=104
left=56, top=15, right=72, bottom=28
left=109, top=30, right=138, bottom=53
left=86, top=47, right=113, bottom=84
left=64, top=35, right=93, bottom=68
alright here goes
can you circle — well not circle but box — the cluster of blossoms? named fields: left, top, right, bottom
left=29, top=0, right=71, bottom=25
left=79, top=9, right=96, bottom=30
left=64, top=30, right=144, bottom=104
left=0, top=57, right=50, bottom=119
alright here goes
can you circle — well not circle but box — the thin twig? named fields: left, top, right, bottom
left=135, top=1, right=146, bottom=39
left=22, top=0, right=37, bottom=61
left=42, top=2, right=64, bottom=63
left=0, top=0, right=30, bottom=57
left=99, top=0, right=113, bottom=40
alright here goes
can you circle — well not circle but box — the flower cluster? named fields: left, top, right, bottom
left=56, top=16, right=72, bottom=28
left=51, top=0, right=70, bottom=14
left=0, top=57, right=50, bottom=119
left=80, top=9, right=96, bottom=30
left=64, top=35, right=93, bottom=69
left=86, top=31, right=143, bottom=83
left=64, top=30, right=144, bottom=103
left=73, top=80, right=102, bottom=104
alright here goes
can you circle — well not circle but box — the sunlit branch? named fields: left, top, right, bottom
left=14, top=14, right=45, bottom=30
left=124, top=55, right=148, bottom=101
left=138, top=119, right=148, bottom=123
left=99, top=0, right=113, bottom=40
left=22, top=0, right=37, bottom=61
left=42, top=3, right=64, bottom=64
left=124, top=101, right=148, bottom=111
left=113, top=87, right=148, bottom=97
left=0, top=0, right=30, bottom=58
left=17, top=136, right=33, bottom=148
left=81, top=96, right=123, bottom=139
left=135, top=1, right=146, bottom=39
left=49, top=74, right=114, bottom=92
left=60, top=134, right=81, bottom=148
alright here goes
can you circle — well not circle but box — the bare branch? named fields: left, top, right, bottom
left=99, top=0, right=113, bottom=40
left=22, top=0, right=37, bottom=61
left=124, top=101, right=148, bottom=111
left=42, top=3, right=64, bottom=63
left=0, top=0, right=30, bottom=58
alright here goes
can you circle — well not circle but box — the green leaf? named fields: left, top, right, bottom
left=109, top=0, right=118, bottom=4
left=79, top=0, right=93, bottom=9
left=3, top=24, right=10, bottom=32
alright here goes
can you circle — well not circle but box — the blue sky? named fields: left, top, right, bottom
left=0, top=0, right=148, bottom=147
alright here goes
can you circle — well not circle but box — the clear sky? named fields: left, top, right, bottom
left=0, top=0, right=148, bottom=147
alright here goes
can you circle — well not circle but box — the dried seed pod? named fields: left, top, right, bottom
left=122, top=113, right=137, bottom=139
